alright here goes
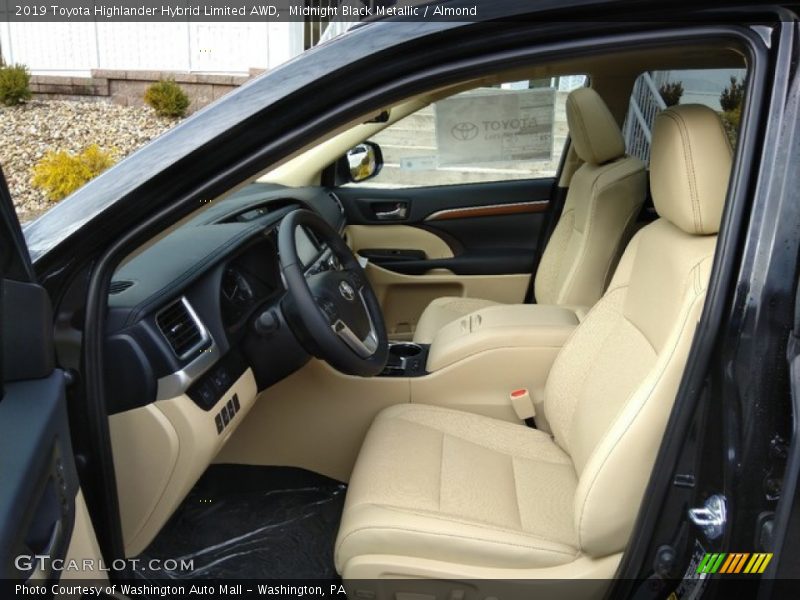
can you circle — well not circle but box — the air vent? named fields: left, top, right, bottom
left=109, top=280, right=135, bottom=295
left=156, top=298, right=209, bottom=360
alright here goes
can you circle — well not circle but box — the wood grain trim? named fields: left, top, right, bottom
left=425, top=200, right=549, bottom=221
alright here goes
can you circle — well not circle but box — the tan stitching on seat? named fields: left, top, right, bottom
left=576, top=287, right=708, bottom=549
left=602, top=203, right=642, bottom=293
left=390, top=413, right=571, bottom=465
left=337, top=517, right=579, bottom=561
left=369, top=503, right=576, bottom=547
left=558, top=163, right=643, bottom=304
left=662, top=111, right=701, bottom=233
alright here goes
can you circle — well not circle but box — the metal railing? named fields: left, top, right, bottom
left=623, top=71, right=666, bottom=164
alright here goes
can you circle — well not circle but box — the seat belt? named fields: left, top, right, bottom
left=524, top=140, right=579, bottom=303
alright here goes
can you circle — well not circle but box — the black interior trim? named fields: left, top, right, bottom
left=1, top=280, right=54, bottom=381
left=360, top=248, right=535, bottom=276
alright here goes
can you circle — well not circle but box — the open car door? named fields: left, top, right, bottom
left=0, top=167, right=97, bottom=590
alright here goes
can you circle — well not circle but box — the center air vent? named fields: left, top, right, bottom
left=156, top=297, right=210, bottom=360
left=109, top=280, right=134, bottom=294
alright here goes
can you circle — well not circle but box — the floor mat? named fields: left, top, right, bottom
left=135, top=465, right=346, bottom=579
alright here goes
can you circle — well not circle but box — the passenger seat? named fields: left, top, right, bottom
left=413, top=87, right=646, bottom=343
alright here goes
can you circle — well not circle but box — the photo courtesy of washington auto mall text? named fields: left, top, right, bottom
left=17, top=582, right=348, bottom=598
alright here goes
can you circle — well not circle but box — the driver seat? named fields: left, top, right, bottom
left=334, top=105, right=732, bottom=584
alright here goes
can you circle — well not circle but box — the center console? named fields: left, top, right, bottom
left=425, top=304, right=580, bottom=371
left=406, top=303, right=583, bottom=425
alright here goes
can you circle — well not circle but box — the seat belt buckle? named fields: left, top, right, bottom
left=510, top=388, right=535, bottom=420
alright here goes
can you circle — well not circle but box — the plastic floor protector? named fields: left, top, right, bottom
left=135, top=465, right=347, bottom=580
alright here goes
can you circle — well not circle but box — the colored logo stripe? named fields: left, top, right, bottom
left=720, top=553, right=749, bottom=573
left=719, top=553, right=736, bottom=573
left=697, top=553, right=773, bottom=575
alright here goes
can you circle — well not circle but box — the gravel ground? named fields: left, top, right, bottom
left=0, top=99, right=179, bottom=224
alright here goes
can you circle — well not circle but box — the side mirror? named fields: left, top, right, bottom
left=342, top=142, right=383, bottom=183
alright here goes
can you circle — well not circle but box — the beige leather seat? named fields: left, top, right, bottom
left=336, top=105, right=732, bottom=582
left=413, top=87, right=646, bottom=344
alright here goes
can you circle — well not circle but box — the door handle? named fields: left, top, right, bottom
left=375, top=203, right=408, bottom=221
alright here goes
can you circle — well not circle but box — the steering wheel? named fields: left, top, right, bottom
left=278, top=209, right=388, bottom=376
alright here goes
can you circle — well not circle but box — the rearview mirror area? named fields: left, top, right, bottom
left=343, top=141, right=383, bottom=183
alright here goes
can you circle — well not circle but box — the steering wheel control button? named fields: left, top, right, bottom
left=347, top=273, right=364, bottom=289
left=318, top=297, right=338, bottom=321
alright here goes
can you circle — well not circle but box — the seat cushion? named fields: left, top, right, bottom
left=334, top=404, right=580, bottom=573
left=413, top=297, right=500, bottom=343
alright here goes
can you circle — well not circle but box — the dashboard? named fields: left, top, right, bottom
left=104, top=183, right=346, bottom=416
left=100, top=182, right=350, bottom=556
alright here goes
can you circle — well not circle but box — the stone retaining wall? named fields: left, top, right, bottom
left=29, top=69, right=264, bottom=112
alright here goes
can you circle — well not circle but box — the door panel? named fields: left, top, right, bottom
left=346, top=224, right=454, bottom=260
left=0, top=374, right=78, bottom=581
left=0, top=168, right=85, bottom=584
left=336, top=178, right=552, bottom=338
left=340, top=178, right=551, bottom=225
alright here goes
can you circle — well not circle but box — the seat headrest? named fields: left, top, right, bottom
left=566, top=88, right=626, bottom=165
left=650, top=104, right=732, bottom=235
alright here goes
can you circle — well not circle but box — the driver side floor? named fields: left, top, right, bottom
left=134, top=465, right=346, bottom=580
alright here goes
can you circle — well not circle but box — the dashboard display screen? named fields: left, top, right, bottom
left=295, top=227, right=319, bottom=267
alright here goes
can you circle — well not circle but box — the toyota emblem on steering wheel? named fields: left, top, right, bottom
left=339, top=280, right=356, bottom=301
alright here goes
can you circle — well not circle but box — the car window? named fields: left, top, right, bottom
left=623, top=68, right=747, bottom=164
left=349, top=75, right=587, bottom=188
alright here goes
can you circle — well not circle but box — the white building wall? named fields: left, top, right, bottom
left=0, top=21, right=304, bottom=75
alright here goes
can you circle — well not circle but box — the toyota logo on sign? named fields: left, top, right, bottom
left=451, top=122, right=479, bottom=141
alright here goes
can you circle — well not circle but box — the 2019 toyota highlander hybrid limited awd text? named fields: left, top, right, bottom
left=1, top=1, right=800, bottom=599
